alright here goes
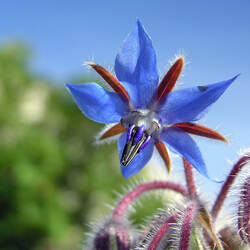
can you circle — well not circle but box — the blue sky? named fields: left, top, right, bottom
left=1, top=1, right=250, bottom=191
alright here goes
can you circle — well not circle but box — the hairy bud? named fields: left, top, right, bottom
left=85, top=217, right=136, bottom=250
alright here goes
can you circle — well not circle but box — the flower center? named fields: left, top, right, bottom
left=120, top=110, right=160, bottom=166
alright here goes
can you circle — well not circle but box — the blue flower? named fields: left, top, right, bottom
left=66, top=20, right=238, bottom=179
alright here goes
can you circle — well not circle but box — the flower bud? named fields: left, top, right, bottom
left=86, top=217, right=136, bottom=250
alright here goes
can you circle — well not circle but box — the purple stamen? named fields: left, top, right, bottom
left=126, top=125, right=135, bottom=143
left=139, top=135, right=151, bottom=152
left=133, top=125, right=145, bottom=145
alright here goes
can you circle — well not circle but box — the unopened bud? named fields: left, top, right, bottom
left=87, top=217, right=136, bottom=250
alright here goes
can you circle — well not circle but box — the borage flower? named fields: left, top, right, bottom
left=66, top=20, right=238, bottom=179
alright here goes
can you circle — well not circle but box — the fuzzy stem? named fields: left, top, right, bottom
left=179, top=201, right=197, bottom=250
left=147, top=215, right=177, bottom=249
left=238, top=176, right=250, bottom=243
left=183, top=158, right=198, bottom=199
left=112, top=181, right=187, bottom=218
left=212, top=154, right=250, bottom=219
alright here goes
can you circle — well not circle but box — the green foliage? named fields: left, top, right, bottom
left=0, top=43, right=129, bottom=250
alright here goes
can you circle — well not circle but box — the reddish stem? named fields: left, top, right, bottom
left=238, top=176, right=250, bottom=243
left=148, top=215, right=177, bottom=249
left=183, top=158, right=198, bottom=199
left=212, top=153, right=250, bottom=219
left=179, top=202, right=197, bottom=250
left=112, top=181, right=187, bottom=218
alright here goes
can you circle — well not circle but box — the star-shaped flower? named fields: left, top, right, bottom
left=66, top=20, right=238, bottom=179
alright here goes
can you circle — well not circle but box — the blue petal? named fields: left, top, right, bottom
left=65, top=83, right=129, bottom=124
left=115, top=20, right=159, bottom=109
left=118, top=132, right=154, bottom=178
left=160, top=127, right=209, bottom=179
left=157, top=75, right=239, bottom=124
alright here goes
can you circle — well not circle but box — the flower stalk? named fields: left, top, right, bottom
left=212, top=153, right=250, bottom=219
left=238, top=176, right=250, bottom=244
left=178, top=201, right=198, bottom=250
left=112, top=181, right=187, bottom=218
left=183, top=158, right=198, bottom=199
left=147, top=214, right=177, bottom=249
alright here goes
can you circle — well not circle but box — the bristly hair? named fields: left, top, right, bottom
left=166, top=201, right=198, bottom=250
left=227, top=159, right=250, bottom=245
left=134, top=205, right=179, bottom=249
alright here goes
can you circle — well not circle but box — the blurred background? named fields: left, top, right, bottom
left=0, top=1, right=249, bottom=249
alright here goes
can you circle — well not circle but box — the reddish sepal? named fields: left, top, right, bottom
left=100, top=123, right=127, bottom=140
left=155, top=141, right=171, bottom=173
left=88, top=62, right=130, bottom=102
left=157, top=56, right=184, bottom=102
left=173, top=122, right=228, bottom=142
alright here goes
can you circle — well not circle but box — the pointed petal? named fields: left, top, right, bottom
left=157, top=75, right=239, bottom=124
left=173, top=122, right=228, bottom=142
left=118, top=132, right=154, bottom=178
left=115, top=20, right=159, bottom=108
left=99, top=123, right=127, bottom=140
left=87, top=62, right=130, bottom=102
left=157, top=56, right=184, bottom=102
left=160, top=127, right=209, bottom=178
left=155, top=141, right=171, bottom=173
left=65, top=83, right=129, bottom=124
